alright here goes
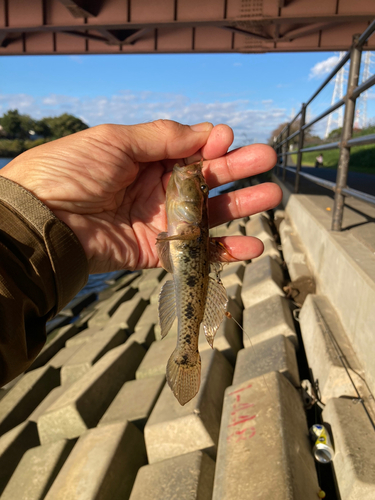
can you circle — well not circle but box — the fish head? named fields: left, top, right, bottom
left=166, top=161, right=209, bottom=226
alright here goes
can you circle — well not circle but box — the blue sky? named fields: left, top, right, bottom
left=0, top=51, right=373, bottom=146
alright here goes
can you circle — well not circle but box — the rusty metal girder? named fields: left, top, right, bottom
left=0, top=0, right=374, bottom=54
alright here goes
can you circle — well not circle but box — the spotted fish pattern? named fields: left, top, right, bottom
left=156, top=161, right=228, bottom=405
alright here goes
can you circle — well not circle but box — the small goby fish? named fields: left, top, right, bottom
left=156, top=160, right=232, bottom=406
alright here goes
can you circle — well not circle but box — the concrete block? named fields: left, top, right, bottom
left=104, top=269, right=129, bottom=284
left=212, top=372, right=319, bottom=500
left=252, top=237, right=281, bottom=264
left=245, top=214, right=274, bottom=241
left=105, top=295, right=148, bottom=332
left=65, top=326, right=102, bottom=347
left=98, top=375, right=165, bottom=430
left=241, top=256, right=284, bottom=309
left=199, top=298, right=242, bottom=366
left=138, top=268, right=166, bottom=291
left=145, top=349, right=233, bottom=464
left=288, top=261, right=312, bottom=281
left=44, top=422, right=147, bottom=500
left=131, top=324, right=155, bottom=348
left=37, top=341, right=145, bottom=444
left=48, top=344, right=83, bottom=368
left=129, top=451, right=215, bottom=500
left=134, top=302, right=158, bottom=332
left=279, top=219, right=307, bottom=267
left=0, top=366, right=60, bottom=435
left=98, top=271, right=141, bottom=300
left=61, top=326, right=126, bottom=385
left=220, top=262, right=245, bottom=288
left=226, top=283, right=243, bottom=308
left=274, top=209, right=285, bottom=221
left=60, top=292, right=97, bottom=317
left=323, top=397, right=375, bottom=500
left=226, top=220, right=246, bottom=236
left=210, top=222, right=229, bottom=237
left=28, top=324, right=80, bottom=370
left=243, top=294, right=298, bottom=347
left=233, top=335, right=300, bottom=387
left=87, top=285, right=137, bottom=328
left=0, top=421, right=40, bottom=495
left=138, top=283, right=159, bottom=301
left=73, top=308, right=97, bottom=329
left=1, top=439, right=75, bottom=500
left=46, top=315, right=70, bottom=334
left=136, top=336, right=177, bottom=379
left=300, top=295, right=365, bottom=403
left=29, top=385, right=70, bottom=423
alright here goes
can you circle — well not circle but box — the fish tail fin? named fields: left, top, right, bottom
left=166, top=349, right=201, bottom=406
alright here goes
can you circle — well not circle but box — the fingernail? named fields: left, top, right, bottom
left=191, top=122, right=213, bottom=132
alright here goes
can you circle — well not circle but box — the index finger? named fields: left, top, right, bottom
left=203, top=144, right=277, bottom=189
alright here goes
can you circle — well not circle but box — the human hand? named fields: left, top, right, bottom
left=1, top=120, right=281, bottom=274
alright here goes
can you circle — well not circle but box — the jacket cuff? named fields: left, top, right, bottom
left=0, top=176, right=89, bottom=313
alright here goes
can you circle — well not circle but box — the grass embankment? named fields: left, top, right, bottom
left=291, top=127, right=375, bottom=175
left=0, top=138, right=49, bottom=158
left=291, top=144, right=375, bottom=175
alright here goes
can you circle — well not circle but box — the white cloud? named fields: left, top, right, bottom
left=0, top=90, right=288, bottom=146
left=309, top=55, right=341, bottom=80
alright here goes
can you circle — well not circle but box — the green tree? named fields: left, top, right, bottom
left=44, top=113, right=88, bottom=138
left=0, top=110, right=23, bottom=139
left=328, top=127, right=342, bottom=140
left=33, top=119, right=52, bottom=138
left=20, top=114, right=36, bottom=138
left=0, top=110, right=37, bottom=139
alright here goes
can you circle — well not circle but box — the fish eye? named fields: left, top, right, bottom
left=200, top=184, right=208, bottom=193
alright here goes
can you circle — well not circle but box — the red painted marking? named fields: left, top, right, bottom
left=228, top=414, right=256, bottom=427
left=227, top=426, right=256, bottom=443
left=230, top=402, right=255, bottom=415
left=228, top=383, right=252, bottom=396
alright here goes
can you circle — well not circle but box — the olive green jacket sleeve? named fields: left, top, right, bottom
left=0, top=176, right=89, bottom=386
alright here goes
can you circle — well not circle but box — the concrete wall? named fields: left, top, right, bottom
left=273, top=176, right=375, bottom=395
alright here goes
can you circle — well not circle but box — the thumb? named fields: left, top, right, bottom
left=113, top=120, right=213, bottom=163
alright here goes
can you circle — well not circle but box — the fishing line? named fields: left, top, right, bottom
left=212, top=238, right=325, bottom=495
left=225, top=310, right=272, bottom=396
left=225, top=304, right=326, bottom=499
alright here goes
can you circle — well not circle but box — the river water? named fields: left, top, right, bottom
left=0, top=158, right=12, bottom=169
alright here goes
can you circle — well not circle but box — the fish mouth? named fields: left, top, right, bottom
left=173, top=160, right=203, bottom=180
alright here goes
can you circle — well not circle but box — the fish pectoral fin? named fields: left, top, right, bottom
left=157, top=225, right=201, bottom=242
left=201, top=277, right=228, bottom=348
left=158, top=279, right=177, bottom=339
left=156, top=232, right=173, bottom=273
left=167, top=349, right=201, bottom=406
left=209, top=238, right=237, bottom=262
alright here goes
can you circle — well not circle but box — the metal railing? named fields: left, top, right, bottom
left=273, top=20, right=375, bottom=231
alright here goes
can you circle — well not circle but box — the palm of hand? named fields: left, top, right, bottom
left=27, top=151, right=173, bottom=273
left=2, top=121, right=280, bottom=274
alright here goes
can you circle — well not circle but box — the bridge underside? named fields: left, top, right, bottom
left=0, top=0, right=374, bottom=55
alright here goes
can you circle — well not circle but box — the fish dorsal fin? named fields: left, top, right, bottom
left=158, top=279, right=177, bottom=339
left=202, top=277, right=228, bottom=348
